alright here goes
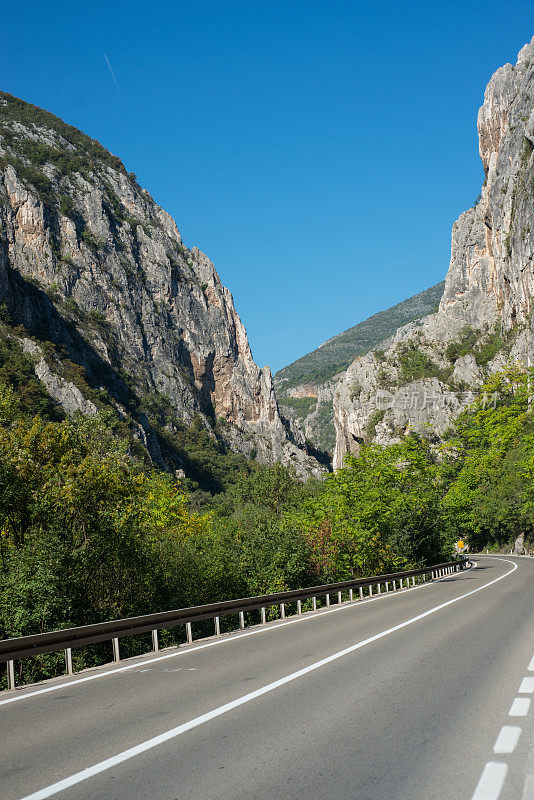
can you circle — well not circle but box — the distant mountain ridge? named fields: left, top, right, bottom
left=275, top=282, right=445, bottom=390
left=273, top=281, right=445, bottom=454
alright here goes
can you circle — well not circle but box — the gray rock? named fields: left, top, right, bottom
left=452, top=355, right=482, bottom=387
left=333, top=38, right=534, bottom=468
left=21, top=338, right=98, bottom=416
left=0, top=92, right=323, bottom=479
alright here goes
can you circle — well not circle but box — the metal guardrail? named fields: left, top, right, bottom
left=1, top=557, right=469, bottom=690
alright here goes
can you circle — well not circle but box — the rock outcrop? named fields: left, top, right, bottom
left=0, top=92, right=323, bottom=478
left=334, top=38, right=534, bottom=468
left=275, top=282, right=445, bottom=456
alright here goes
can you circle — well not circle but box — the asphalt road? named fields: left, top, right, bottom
left=2, top=556, right=534, bottom=800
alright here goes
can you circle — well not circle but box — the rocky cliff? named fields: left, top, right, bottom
left=0, top=92, right=323, bottom=479
left=334, top=38, right=534, bottom=468
left=275, top=282, right=444, bottom=454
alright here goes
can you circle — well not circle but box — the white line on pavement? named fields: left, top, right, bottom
left=493, top=726, right=521, bottom=754
left=508, top=697, right=531, bottom=717
left=528, top=653, right=534, bottom=671
left=471, top=763, right=508, bottom=800
left=519, top=677, right=534, bottom=694
left=14, top=559, right=518, bottom=800
left=0, top=566, right=469, bottom=708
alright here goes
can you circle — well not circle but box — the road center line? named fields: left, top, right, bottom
left=508, top=697, right=531, bottom=716
left=15, top=558, right=517, bottom=800
left=519, top=677, right=534, bottom=694
left=493, top=726, right=521, bottom=754
left=471, top=763, right=508, bottom=800
left=0, top=565, right=466, bottom=708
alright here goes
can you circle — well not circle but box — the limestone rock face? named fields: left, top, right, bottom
left=0, top=92, right=322, bottom=478
left=334, top=38, right=534, bottom=468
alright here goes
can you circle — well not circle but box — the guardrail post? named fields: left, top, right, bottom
left=280, top=603, right=285, bottom=619
left=369, top=584, right=373, bottom=596
left=326, top=593, right=330, bottom=607
left=112, top=638, right=120, bottom=662
left=151, top=630, right=159, bottom=652
left=214, top=616, right=221, bottom=636
left=297, top=600, right=302, bottom=614
left=385, top=581, right=389, bottom=592
left=312, top=597, right=317, bottom=611
left=338, top=591, right=342, bottom=604
left=65, top=647, right=73, bottom=675
left=186, top=622, right=193, bottom=643
left=261, top=607, right=266, bottom=624
left=7, top=660, right=15, bottom=690
left=349, top=588, right=353, bottom=601
left=377, top=583, right=381, bottom=594
left=393, top=580, right=397, bottom=591
left=239, top=611, right=245, bottom=629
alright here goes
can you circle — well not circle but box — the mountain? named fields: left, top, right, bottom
left=333, top=37, right=534, bottom=468
left=0, top=92, right=324, bottom=486
left=274, top=281, right=444, bottom=453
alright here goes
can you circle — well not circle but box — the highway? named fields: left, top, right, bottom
left=1, top=556, right=534, bottom=800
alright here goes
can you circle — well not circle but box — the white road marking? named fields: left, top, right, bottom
left=508, top=697, right=531, bottom=716
left=471, top=763, right=508, bottom=800
left=519, top=677, right=534, bottom=694
left=134, top=668, right=198, bottom=673
left=14, top=559, right=517, bottom=800
left=0, top=565, right=470, bottom=708
left=528, top=653, right=534, bottom=671
left=493, top=725, right=521, bottom=753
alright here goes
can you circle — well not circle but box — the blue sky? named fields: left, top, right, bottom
left=2, top=2, right=532, bottom=371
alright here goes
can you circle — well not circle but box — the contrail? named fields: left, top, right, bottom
left=391, top=252, right=420, bottom=268
left=104, top=52, right=127, bottom=109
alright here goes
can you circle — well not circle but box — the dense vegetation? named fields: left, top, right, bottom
left=1, top=361, right=533, bottom=687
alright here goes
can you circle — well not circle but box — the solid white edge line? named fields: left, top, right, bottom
left=508, top=697, right=531, bottom=717
left=14, top=558, right=517, bottom=800
left=492, top=725, right=521, bottom=753
left=471, top=763, right=508, bottom=800
left=518, top=677, right=534, bottom=693
left=0, top=562, right=470, bottom=708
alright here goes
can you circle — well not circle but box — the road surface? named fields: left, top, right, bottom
left=2, top=556, right=534, bottom=800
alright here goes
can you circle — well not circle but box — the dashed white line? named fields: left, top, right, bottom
left=528, top=653, right=534, bottom=671
left=518, top=677, right=534, bottom=694
left=508, top=697, right=531, bottom=717
left=471, top=763, right=508, bottom=800
left=493, top=726, right=521, bottom=754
